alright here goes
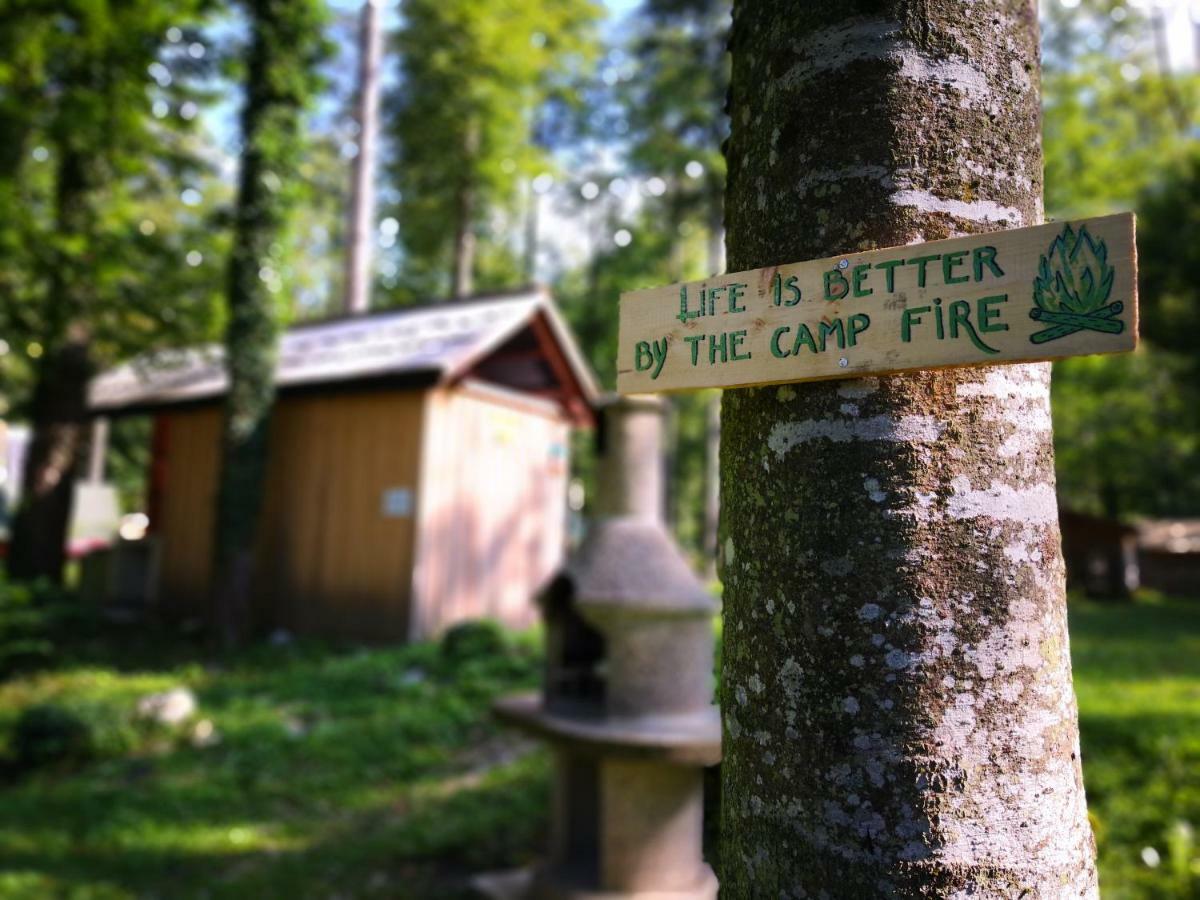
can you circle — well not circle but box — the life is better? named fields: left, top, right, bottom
left=632, top=243, right=1011, bottom=381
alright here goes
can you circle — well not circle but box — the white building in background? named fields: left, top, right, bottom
left=0, top=422, right=120, bottom=557
left=0, top=422, right=30, bottom=539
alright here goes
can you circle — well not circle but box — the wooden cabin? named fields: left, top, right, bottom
left=88, top=290, right=598, bottom=641
left=1059, top=508, right=1140, bottom=600
left=1137, top=520, right=1200, bottom=597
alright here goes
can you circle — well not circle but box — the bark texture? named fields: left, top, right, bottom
left=213, top=0, right=326, bottom=645
left=343, top=0, right=383, bottom=314
left=7, top=333, right=91, bottom=582
left=7, top=145, right=98, bottom=583
left=719, top=1, right=1097, bottom=896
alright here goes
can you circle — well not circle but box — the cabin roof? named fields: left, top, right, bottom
left=89, top=288, right=599, bottom=424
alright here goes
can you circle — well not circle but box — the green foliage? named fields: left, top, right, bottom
left=555, top=200, right=716, bottom=558
left=1, top=582, right=1198, bottom=897
left=1137, top=149, right=1200, bottom=365
left=0, top=1, right=230, bottom=581
left=555, top=208, right=681, bottom=385
left=1044, top=63, right=1199, bottom=218
left=387, top=0, right=601, bottom=299
left=1052, top=348, right=1200, bottom=518
left=286, top=135, right=351, bottom=319
left=553, top=0, right=732, bottom=562
left=11, top=704, right=94, bottom=770
left=439, top=619, right=507, bottom=663
left=0, top=588, right=545, bottom=898
left=666, top=390, right=719, bottom=561
left=215, top=0, right=330, bottom=574
left=0, top=577, right=78, bottom=678
left=623, top=0, right=729, bottom=263
left=0, top=1, right=227, bottom=402
left=1042, top=0, right=1198, bottom=219
left=1041, top=0, right=1200, bottom=520
left=107, top=418, right=154, bottom=514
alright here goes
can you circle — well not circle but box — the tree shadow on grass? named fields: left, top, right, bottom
left=0, top=744, right=549, bottom=899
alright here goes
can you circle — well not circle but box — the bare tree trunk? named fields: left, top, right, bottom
left=343, top=0, right=383, bottom=315
left=451, top=182, right=476, bottom=299
left=523, top=177, right=539, bottom=282
left=86, top=417, right=109, bottom=483
left=718, top=2, right=1097, bottom=896
left=667, top=192, right=685, bottom=283
left=450, top=121, right=480, bottom=300
left=1150, top=8, right=1191, bottom=134
left=706, top=185, right=724, bottom=277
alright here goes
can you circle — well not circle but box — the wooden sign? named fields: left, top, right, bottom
left=617, top=213, right=1137, bottom=394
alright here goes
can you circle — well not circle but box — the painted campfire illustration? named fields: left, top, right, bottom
left=1030, top=222, right=1124, bottom=344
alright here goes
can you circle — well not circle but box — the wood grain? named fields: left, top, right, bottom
left=154, top=407, right=222, bottom=620
left=617, top=213, right=1137, bottom=394
left=151, top=384, right=568, bottom=641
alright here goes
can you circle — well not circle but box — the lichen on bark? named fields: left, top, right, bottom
left=719, top=1, right=1097, bottom=896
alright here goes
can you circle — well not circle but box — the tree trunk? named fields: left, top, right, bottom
left=719, top=2, right=1097, bottom=896
left=214, top=177, right=277, bottom=646
left=706, top=183, right=724, bottom=277
left=7, top=332, right=91, bottom=582
left=343, top=0, right=383, bottom=315
left=212, top=0, right=325, bottom=646
left=523, top=177, right=539, bottom=282
left=451, top=180, right=476, bottom=299
left=703, top=183, right=724, bottom=581
left=450, top=120, right=481, bottom=300
left=702, top=392, right=719, bottom=580
left=7, top=144, right=96, bottom=584
left=668, top=192, right=685, bottom=283
left=1150, top=8, right=1191, bottom=134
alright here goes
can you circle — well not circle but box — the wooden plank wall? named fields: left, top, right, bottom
left=411, top=384, right=570, bottom=639
left=154, top=407, right=222, bottom=620
left=154, top=390, right=424, bottom=639
left=255, top=390, right=424, bottom=640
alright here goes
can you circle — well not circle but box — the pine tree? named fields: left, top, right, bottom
left=388, top=0, right=601, bottom=300
left=621, top=0, right=730, bottom=563
left=718, top=1, right=1097, bottom=894
left=625, top=0, right=729, bottom=276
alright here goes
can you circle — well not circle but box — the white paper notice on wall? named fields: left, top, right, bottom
left=381, top=487, right=413, bottom=518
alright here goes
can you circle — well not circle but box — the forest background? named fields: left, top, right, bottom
left=0, top=0, right=1197, bottom=561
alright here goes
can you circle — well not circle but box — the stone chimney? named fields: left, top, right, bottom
left=486, top=395, right=720, bottom=899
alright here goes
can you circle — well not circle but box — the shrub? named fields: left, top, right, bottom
left=440, top=620, right=507, bottom=664
left=0, top=638, right=55, bottom=679
left=11, top=704, right=94, bottom=770
left=0, top=578, right=59, bottom=670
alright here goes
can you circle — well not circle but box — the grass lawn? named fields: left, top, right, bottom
left=0, top=583, right=1197, bottom=898
left=0, top=585, right=549, bottom=899
left=1070, top=594, right=1200, bottom=897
